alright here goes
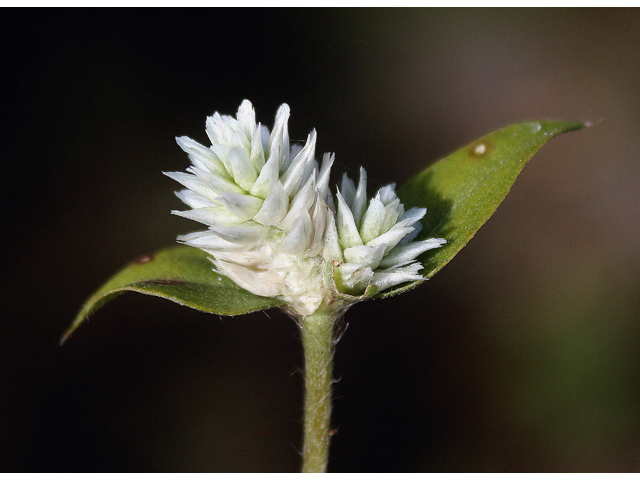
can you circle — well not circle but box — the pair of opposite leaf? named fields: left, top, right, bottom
left=66, top=101, right=586, bottom=340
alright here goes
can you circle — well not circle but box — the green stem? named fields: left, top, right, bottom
left=299, top=305, right=342, bottom=473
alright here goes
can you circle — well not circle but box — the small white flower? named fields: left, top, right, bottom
left=167, top=101, right=445, bottom=316
left=324, top=168, right=446, bottom=295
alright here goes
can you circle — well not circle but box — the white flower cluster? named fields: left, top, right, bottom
left=166, top=101, right=445, bottom=316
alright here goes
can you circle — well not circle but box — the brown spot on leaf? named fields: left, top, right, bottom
left=136, top=254, right=154, bottom=264
left=468, top=138, right=492, bottom=158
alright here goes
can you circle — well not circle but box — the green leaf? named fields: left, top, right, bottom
left=378, top=120, right=588, bottom=298
left=63, top=245, right=283, bottom=343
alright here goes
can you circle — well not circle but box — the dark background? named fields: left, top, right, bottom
left=3, top=8, right=640, bottom=472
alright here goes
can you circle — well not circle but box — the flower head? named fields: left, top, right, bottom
left=167, top=100, right=445, bottom=316
left=324, top=169, right=446, bottom=296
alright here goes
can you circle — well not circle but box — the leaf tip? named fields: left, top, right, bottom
left=554, top=119, right=596, bottom=133
left=59, top=326, right=74, bottom=346
left=60, top=314, right=86, bottom=346
left=59, top=331, right=71, bottom=346
left=581, top=118, right=602, bottom=129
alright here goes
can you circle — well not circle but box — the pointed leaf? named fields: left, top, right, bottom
left=64, top=245, right=283, bottom=343
left=378, top=120, right=588, bottom=298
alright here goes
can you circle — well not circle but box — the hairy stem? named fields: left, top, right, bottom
left=299, top=305, right=342, bottom=473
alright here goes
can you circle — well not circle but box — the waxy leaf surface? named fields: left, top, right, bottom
left=64, top=245, right=283, bottom=342
left=379, top=120, right=587, bottom=298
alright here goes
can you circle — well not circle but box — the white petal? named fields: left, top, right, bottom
left=208, top=223, right=270, bottom=245
left=379, top=238, right=446, bottom=269
left=185, top=153, right=212, bottom=175
left=282, top=210, right=313, bottom=254
left=177, top=231, right=245, bottom=251
left=218, top=192, right=263, bottom=220
left=253, top=181, right=289, bottom=226
left=176, top=136, right=228, bottom=178
left=213, top=247, right=273, bottom=268
left=351, top=167, right=368, bottom=226
left=209, top=143, right=232, bottom=174
left=337, top=263, right=374, bottom=292
left=214, top=260, right=282, bottom=297
left=204, top=118, right=220, bottom=145
left=307, top=199, right=328, bottom=256
left=400, top=226, right=420, bottom=244
left=341, top=173, right=356, bottom=208
left=303, top=158, right=319, bottom=190
left=226, top=146, right=257, bottom=191
left=236, top=100, right=256, bottom=139
left=378, top=184, right=398, bottom=204
left=282, top=130, right=316, bottom=198
left=172, top=206, right=246, bottom=226
left=399, top=207, right=427, bottom=226
left=260, top=124, right=270, bottom=150
left=316, top=152, right=335, bottom=203
left=359, top=196, right=385, bottom=243
left=365, top=226, right=415, bottom=254
left=231, top=130, right=251, bottom=152
left=185, top=167, right=245, bottom=195
left=249, top=123, right=266, bottom=170
left=289, top=143, right=303, bottom=162
left=267, top=103, right=290, bottom=171
left=249, top=153, right=280, bottom=198
left=303, top=145, right=319, bottom=181
left=220, top=113, right=238, bottom=130
left=323, top=213, right=343, bottom=262
left=381, top=198, right=402, bottom=232
left=279, top=173, right=316, bottom=231
left=206, top=113, right=232, bottom=146
left=175, top=189, right=215, bottom=209
left=164, top=172, right=219, bottom=202
left=336, top=190, right=364, bottom=248
left=280, top=109, right=290, bottom=171
left=343, top=244, right=386, bottom=270
left=371, top=263, right=424, bottom=291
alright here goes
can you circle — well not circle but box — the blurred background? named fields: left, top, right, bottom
left=2, top=8, right=640, bottom=472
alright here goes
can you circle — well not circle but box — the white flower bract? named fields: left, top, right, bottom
left=167, top=100, right=445, bottom=316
